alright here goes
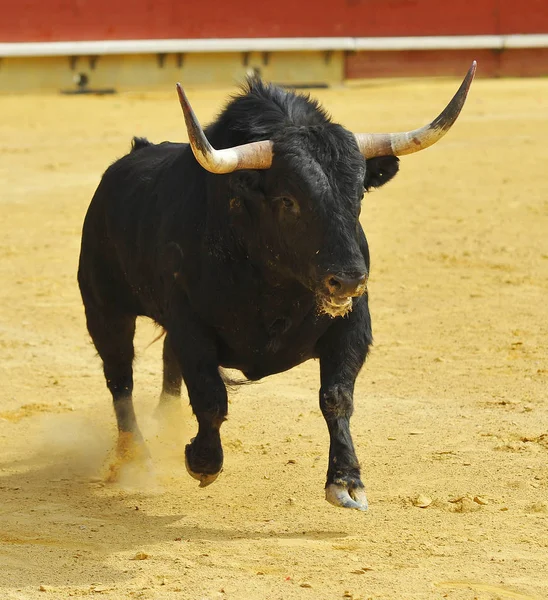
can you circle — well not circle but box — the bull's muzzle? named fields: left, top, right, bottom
left=318, top=272, right=368, bottom=318
left=324, top=273, right=368, bottom=298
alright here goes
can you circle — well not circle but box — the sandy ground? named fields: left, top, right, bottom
left=0, top=75, right=547, bottom=600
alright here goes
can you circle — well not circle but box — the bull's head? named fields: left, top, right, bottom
left=176, top=63, right=476, bottom=317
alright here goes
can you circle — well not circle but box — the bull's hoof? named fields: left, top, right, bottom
left=325, top=482, right=368, bottom=511
left=185, top=461, right=221, bottom=487
left=184, top=439, right=223, bottom=488
left=106, top=431, right=152, bottom=483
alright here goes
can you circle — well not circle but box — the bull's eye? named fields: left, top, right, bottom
left=275, top=195, right=299, bottom=216
left=281, top=197, right=294, bottom=209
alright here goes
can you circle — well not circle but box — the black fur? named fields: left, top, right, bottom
left=78, top=78, right=399, bottom=501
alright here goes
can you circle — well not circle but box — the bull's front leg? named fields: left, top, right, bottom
left=167, top=308, right=227, bottom=488
left=317, top=297, right=372, bottom=511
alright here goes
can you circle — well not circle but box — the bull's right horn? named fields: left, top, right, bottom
left=355, top=61, right=477, bottom=158
left=176, top=83, right=273, bottom=173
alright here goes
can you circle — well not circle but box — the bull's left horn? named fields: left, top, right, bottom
left=176, top=83, right=273, bottom=173
left=355, top=61, right=477, bottom=158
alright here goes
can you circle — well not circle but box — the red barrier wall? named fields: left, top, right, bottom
left=2, top=0, right=548, bottom=42
left=345, top=47, right=548, bottom=78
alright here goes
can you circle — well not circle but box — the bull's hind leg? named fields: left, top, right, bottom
left=84, top=307, right=149, bottom=479
left=154, top=333, right=184, bottom=431
left=161, top=333, right=183, bottom=399
left=167, top=315, right=227, bottom=487
left=157, top=334, right=183, bottom=405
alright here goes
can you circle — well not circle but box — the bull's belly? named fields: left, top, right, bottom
left=216, top=328, right=323, bottom=381
left=219, top=347, right=318, bottom=381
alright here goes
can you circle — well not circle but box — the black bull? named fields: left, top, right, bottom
left=78, top=66, right=475, bottom=510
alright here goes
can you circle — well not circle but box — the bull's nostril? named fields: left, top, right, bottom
left=328, top=277, right=341, bottom=291
left=324, top=272, right=367, bottom=297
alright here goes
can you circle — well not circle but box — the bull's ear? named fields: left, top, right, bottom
left=229, top=170, right=263, bottom=197
left=364, top=156, right=399, bottom=191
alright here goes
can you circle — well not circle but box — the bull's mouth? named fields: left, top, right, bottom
left=317, top=295, right=354, bottom=318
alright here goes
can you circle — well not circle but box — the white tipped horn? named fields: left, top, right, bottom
left=176, top=83, right=273, bottom=173
left=355, top=61, right=477, bottom=158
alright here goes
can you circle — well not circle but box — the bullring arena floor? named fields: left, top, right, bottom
left=1, top=76, right=547, bottom=599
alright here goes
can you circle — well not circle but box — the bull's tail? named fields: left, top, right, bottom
left=219, top=368, right=253, bottom=389
left=145, top=327, right=166, bottom=350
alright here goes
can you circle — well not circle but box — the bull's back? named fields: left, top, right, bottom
left=78, top=139, right=190, bottom=318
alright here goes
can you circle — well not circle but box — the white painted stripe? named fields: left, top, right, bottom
left=354, top=34, right=548, bottom=50
left=0, top=38, right=354, bottom=57
left=504, top=33, right=548, bottom=48
left=0, top=34, right=547, bottom=58
left=353, top=35, right=503, bottom=50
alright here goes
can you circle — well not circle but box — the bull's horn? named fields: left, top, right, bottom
left=355, top=61, right=477, bottom=158
left=176, top=83, right=273, bottom=173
